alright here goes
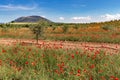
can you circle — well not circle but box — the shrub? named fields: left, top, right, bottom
left=101, top=25, right=112, bottom=31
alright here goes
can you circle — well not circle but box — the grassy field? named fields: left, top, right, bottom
left=0, top=25, right=120, bottom=43
left=0, top=22, right=120, bottom=79
left=0, top=43, right=120, bottom=80
left=0, top=28, right=34, bottom=39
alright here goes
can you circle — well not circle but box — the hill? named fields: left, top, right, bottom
left=12, top=16, right=52, bottom=23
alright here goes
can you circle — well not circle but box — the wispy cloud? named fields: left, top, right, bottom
left=59, top=17, right=65, bottom=20
left=71, top=16, right=91, bottom=20
left=101, top=14, right=120, bottom=21
left=69, top=14, right=120, bottom=23
left=70, top=16, right=91, bottom=23
left=41, top=15, right=46, bottom=18
left=0, top=4, right=37, bottom=10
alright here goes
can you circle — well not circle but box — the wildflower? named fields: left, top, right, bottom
left=2, top=48, right=6, bottom=53
left=76, top=51, right=78, bottom=55
left=76, top=73, right=80, bottom=76
left=89, top=76, right=93, bottom=80
left=0, top=60, right=2, bottom=65
left=83, top=69, right=87, bottom=73
left=95, top=50, right=100, bottom=55
left=60, top=45, right=63, bottom=48
left=28, top=48, right=32, bottom=51
left=77, top=69, right=81, bottom=73
left=25, top=61, right=29, bottom=65
left=17, top=67, right=22, bottom=71
left=101, top=76, right=106, bottom=80
left=61, top=62, right=64, bottom=66
left=98, top=70, right=103, bottom=73
left=115, top=45, right=118, bottom=49
left=71, top=54, right=74, bottom=59
left=55, top=69, right=59, bottom=74
left=68, top=58, right=70, bottom=60
left=114, top=78, right=119, bottom=80
left=69, top=71, right=73, bottom=75
left=31, top=62, right=36, bottom=66
left=60, top=67, right=64, bottom=73
left=104, top=64, right=107, bottom=66
left=90, top=64, right=95, bottom=69
left=110, top=76, right=115, bottom=79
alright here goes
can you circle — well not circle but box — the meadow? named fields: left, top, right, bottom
left=0, top=21, right=120, bottom=80
left=0, top=41, right=120, bottom=80
left=0, top=21, right=120, bottom=43
left=1, top=26, right=120, bottom=43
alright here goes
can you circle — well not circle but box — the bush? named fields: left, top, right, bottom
left=101, top=25, right=112, bottom=31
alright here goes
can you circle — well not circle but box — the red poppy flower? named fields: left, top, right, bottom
left=71, top=54, right=74, bottom=59
left=90, top=64, right=95, bottom=69
left=77, top=69, right=81, bottom=73
left=2, top=48, right=6, bottom=53
left=114, top=78, right=119, bottom=80
left=25, top=61, right=29, bottom=65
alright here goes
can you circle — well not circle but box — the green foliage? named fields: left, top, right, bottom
left=101, top=25, right=113, bottom=31
left=0, top=24, right=3, bottom=28
left=30, top=24, right=44, bottom=44
left=24, top=24, right=29, bottom=28
left=62, top=25, right=68, bottom=33
left=30, top=20, right=53, bottom=43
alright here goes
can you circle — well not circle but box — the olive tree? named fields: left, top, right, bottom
left=31, top=21, right=52, bottom=44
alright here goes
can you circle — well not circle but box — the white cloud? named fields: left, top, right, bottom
left=101, top=14, right=120, bottom=21
left=0, top=4, right=36, bottom=10
left=71, top=16, right=91, bottom=20
left=69, top=16, right=91, bottom=23
left=59, top=17, right=65, bottom=20
left=41, top=15, right=46, bottom=18
left=70, top=14, right=120, bottom=23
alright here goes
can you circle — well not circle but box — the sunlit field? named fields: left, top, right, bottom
left=0, top=22, right=120, bottom=80
left=0, top=22, right=120, bottom=43
left=0, top=28, right=34, bottom=39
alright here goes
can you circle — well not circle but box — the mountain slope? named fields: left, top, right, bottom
left=12, top=16, right=52, bottom=23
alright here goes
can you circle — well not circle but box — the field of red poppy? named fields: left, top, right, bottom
left=0, top=39, right=120, bottom=80
left=0, top=22, right=120, bottom=79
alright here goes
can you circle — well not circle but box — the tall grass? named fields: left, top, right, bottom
left=1, top=26, right=120, bottom=43
left=0, top=44, right=119, bottom=80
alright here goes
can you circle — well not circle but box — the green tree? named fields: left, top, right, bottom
left=31, top=20, right=52, bottom=44
left=31, top=24, right=43, bottom=44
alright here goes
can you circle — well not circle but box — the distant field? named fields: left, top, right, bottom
left=0, top=28, right=34, bottom=39
left=1, top=20, right=120, bottom=43
left=0, top=25, right=120, bottom=43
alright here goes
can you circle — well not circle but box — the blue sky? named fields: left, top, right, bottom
left=0, top=0, right=120, bottom=23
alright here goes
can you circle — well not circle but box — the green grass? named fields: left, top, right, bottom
left=0, top=44, right=120, bottom=80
